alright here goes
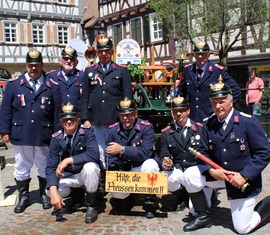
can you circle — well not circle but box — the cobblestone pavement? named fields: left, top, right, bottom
left=1, top=144, right=270, bottom=235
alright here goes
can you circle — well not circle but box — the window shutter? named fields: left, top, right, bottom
left=45, top=25, right=51, bottom=44
left=27, top=23, right=33, bottom=43
left=0, top=21, right=4, bottom=42
left=18, top=22, right=26, bottom=43
left=69, top=26, right=75, bottom=40
left=143, top=15, right=150, bottom=45
left=53, top=25, right=58, bottom=44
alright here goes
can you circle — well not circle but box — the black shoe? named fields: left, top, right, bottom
left=176, top=201, right=188, bottom=211
left=110, top=196, right=134, bottom=215
left=14, top=196, right=29, bottom=213
left=85, top=206, right=98, bottom=223
left=183, top=213, right=212, bottom=232
left=41, top=194, right=52, bottom=209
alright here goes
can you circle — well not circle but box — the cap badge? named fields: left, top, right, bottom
left=64, top=46, right=75, bottom=55
left=120, top=97, right=131, bottom=109
left=29, top=48, right=40, bottom=59
left=195, top=42, right=206, bottom=49
left=98, top=37, right=109, bottom=46
left=172, top=96, right=184, bottom=105
left=211, top=75, right=224, bottom=92
left=62, top=102, right=74, bottom=113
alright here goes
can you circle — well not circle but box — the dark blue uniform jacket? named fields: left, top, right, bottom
left=107, top=118, right=160, bottom=171
left=46, top=126, right=100, bottom=189
left=198, top=110, right=270, bottom=200
left=178, top=61, right=240, bottom=122
left=47, top=69, right=84, bottom=110
left=0, top=73, right=62, bottom=146
left=160, top=120, right=202, bottom=171
left=80, top=62, right=132, bottom=125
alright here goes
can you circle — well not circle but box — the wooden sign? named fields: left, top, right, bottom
left=105, top=171, right=168, bottom=195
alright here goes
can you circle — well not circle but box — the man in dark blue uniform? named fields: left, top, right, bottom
left=178, top=41, right=240, bottom=123
left=182, top=77, right=270, bottom=233
left=46, top=46, right=84, bottom=110
left=0, top=48, right=62, bottom=213
left=46, top=102, right=100, bottom=223
left=106, top=97, right=160, bottom=218
left=160, top=96, right=206, bottom=211
left=80, top=37, right=132, bottom=168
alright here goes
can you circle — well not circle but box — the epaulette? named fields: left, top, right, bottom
left=240, top=112, right=252, bottom=118
left=46, top=70, right=55, bottom=75
left=85, top=64, right=95, bottom=69
left=161, top=126, right=171, bottom=133
left=214, top=64, right=224, bottom=70
left=46, top=81, right=51, bottom=88
left=140, top=120, right=151, bottom=126
left=109, top=122, right=118, bottom=128
left=9, top=77, right=18, bottom=82
left=119, top=64, right=127, bottom=68
left=196, top=122, right=203, bottom=127
left=80, top=124, right=91, bottom=129
left=52, top=130, right=62, bottom=137
left=50, top=78, right=58, bottom=85
left=184, top=63, right=193, bottom=68
left=79, top=128, right=85, bottom=135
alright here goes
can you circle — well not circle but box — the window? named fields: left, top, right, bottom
left=113, top=23, right=123, bottom=45
left=59, top=0, right=67, bottom=3
left=130, top=18, right=142, bottom=44
left=5, top=23, right=17, bottom=42
left=149, top=14, right=163, bottom=42
left=58, top=26, right=68, bottom=45
left=33, top=25, right=44, bottom=44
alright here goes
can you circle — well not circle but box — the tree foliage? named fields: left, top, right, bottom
left=148, top=0, right=270, bottom=65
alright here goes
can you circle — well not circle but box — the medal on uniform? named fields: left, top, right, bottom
left=195, top=135, right=200, bottom=140
left=240, top=138, right=246, bottom=151
left=95, top=74, right=102, bottom=86
left=40, top=96, right=45, bottom=109
left=20, top=94, right=25, bottom=107
left=209, top=144, right=213, bottom=150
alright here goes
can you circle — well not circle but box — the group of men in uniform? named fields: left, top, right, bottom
left=1, top=37, right=270, bottom=234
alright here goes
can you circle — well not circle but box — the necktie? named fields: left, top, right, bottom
left=178, top=127, right=186, bottom=141
left=66, top=135, right=73, bottom=151
left=103, top=65, right=107, bottom=72
left=31, top=79, right=37, bottom=93
left=196, top=69, right=203, bottom=83
left=66, top=74, right=72, bottom=84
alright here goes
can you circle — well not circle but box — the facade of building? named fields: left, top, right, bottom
left=0, top=0, right=84, bottom=77
left=83, top=0, right=270, bottom=89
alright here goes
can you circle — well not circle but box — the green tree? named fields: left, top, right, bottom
left=148, top=0, right=270, bottom=66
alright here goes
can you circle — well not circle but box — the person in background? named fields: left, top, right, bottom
left=178, top=41, right=240, bottom=123
left=106, top=97, right=160, bottom=219
left=0, top=48, right=62, bottom=213
left=46, top=102, right=100, bottom=223
left=246, top=68, right=264, bottom=115
left=47, top=46, right=84, bottom=111
left=182, top=77, right=270, bottom=234
left=80, top=36, right=132, bottom=197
